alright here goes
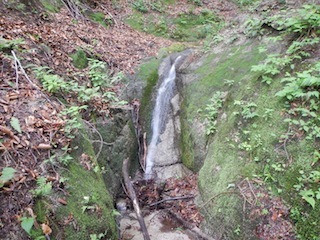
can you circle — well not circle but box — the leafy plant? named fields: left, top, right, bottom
left=90, top=231, right=108, bottom=240
left=0, top=38, right=25, bottom=53
left=283, top=4, right=320, bottom=37
left=243, top=17, right=265, bottom=37
left=276, top=63, right=320, bottom=101
left=233, top=100, right=259, bottom=120
left=81, top=195, right=99, bottom=213
left=31, top=177, right=52, bottom=197
left=251, top=54, right=293, bottom=85
left=132, top=0, right=148, bottom=13
left=262, top=108, right=274, bottom=121
left=60, top=105, right=87, bottom=139
left=204, top=91, right=224, bottom=135
left=33, top=66, right=72, bottom=93
left=293, top=170, right=320, bottom=208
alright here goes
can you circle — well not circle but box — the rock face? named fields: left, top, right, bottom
left=177, top=41, right=264, bottom=239
left=94, top=113, right=137, bottom=196
left=146, top=52, right=193, bottom=180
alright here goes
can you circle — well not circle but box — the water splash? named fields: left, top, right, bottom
left=145, top=56, right=181, bottom=179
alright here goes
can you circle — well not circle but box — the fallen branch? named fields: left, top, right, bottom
left=165, top=209, right=216, bottom=240
left=200, top=191, right=238, bottom=209
left=61, top=0, right=85, bottom=20
left=122, top=158, right=150, bottom=240
left=12, top=51, right=19, bottom=90
left=149, top=195, right=194, bottom=207
left=130, top=99, right=146, bottom=172
left=11, top=51, right=52, bottom=104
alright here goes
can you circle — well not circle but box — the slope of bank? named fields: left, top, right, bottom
left=178, top=2, right=320, bottom=238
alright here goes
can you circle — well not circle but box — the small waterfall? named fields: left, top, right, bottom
left=145, top=56, right=181, bottom=179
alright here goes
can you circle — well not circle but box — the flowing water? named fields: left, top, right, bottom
left=145, top=56, right=181, bottom=179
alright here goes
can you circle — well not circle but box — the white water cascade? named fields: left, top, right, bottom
left=145, top=56, right=181, bottom=179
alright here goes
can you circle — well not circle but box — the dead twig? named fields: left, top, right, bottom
left=149, top=195, right=194, bottom=207
left=122, top=158, right=150, bottom=240
left=200, top=191, right=238, bottom=209
left=11, top=51, right=52, bottom=104
left=165, top=209, right=216, bottom=240
left=131, top=99, right=146, bottom=172
left=97, top=3, right=119, bottom=26
left=61, top=0, right=86, bottom=20
left=83, top=120, right=105, bottom=160
left=246, top=178, right=257, bottom=205
left=142, top=132, right=147, bottom=170
left=12, top=51, right=19, bottom=90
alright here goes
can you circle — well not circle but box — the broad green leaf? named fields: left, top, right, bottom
left=21, top=217, right=34, bottom=235
left=300, top=190, right=315, bottom=208
left=0, top=167, right=16, bottom=187
left=10, top=117, right=21, bottom=133
left=0, top=167, right=16, bottom=182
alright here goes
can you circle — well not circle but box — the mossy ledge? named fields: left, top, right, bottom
left=34, top=119, right=118, bottom=239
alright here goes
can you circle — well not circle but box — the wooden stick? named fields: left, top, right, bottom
left=149, top=195, right=194, bottom=207
left=11, top=51, right=52, bottom=104
left=12, top=51, right=19, bottom=90
left=200, top=191, right=238, bottom=208
left=122, top=158, right=150, bottom=240
left=165, top=209, right=216, bottom=240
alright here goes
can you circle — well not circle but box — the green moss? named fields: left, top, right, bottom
left=137, top=58, right=161, bottom=129
left=70, top=49, right=88, bottom=69
left=125, top=7, right=223, bottom=42
left=40, top=0, right=62, bottom=12
left=180, top=107, right=195, bottom=170
left=184, top=36, right=320, bottom=238
left=181, top=41, right=277, bottom=238
left=87, top=11, right=112, bottom=28
left=33, top=120, right=118, bottom=240
left=56, top=161, right=117, bottom=239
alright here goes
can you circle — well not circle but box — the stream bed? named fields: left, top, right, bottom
left=119, top=53, right=205, bottom=239
left=120, top=210, right=194, bottom=240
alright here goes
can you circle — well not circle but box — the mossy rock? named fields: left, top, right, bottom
left=70, top=49, right=88, bottom=69
left=34, top=119, right=118, bottom=239
left=181, top=40, right=275, bottom=238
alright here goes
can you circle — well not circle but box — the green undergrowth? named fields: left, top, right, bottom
left=231, top=0, right=260, bottom=8
left=125, top=3, right=223, bottom=42
left=87, top=11, right=113, bottom=28
left=3, top=0, right=63, bottom=13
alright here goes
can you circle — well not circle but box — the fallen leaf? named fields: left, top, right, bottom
left=58, top=198, right=67, bottom=205
left=36, top=143, right=52, bottom=150
left=41, top=223, right=52, bottom=235
left=0, top=125, right=15, bottom=138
